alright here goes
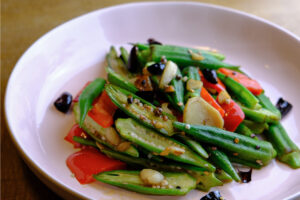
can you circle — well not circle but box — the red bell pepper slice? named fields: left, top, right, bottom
left=87, top=91, right=118, bottom=128
left=66, top=148, right=126, bottom=184
left=200, top=87, right=225, bottom=117
left=199, top=70, right=226, bottom=94
left=217, top=97, right=245, bottom=132
left=65, top=124, right=90, bottom=148
left=218, top=68, right=263, bottom=96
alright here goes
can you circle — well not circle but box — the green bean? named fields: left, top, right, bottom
left=78, top=78, right=106, bottom=126
left=72, top=136, right=97, bottom=147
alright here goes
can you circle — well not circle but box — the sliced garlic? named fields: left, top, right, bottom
left=159, top=61, right=178, bottom=89
left=186, top=79, right=203, bottom=92
left=183, top=96, right=224, bottom=128
left=218, top=90, right=231, bottom=104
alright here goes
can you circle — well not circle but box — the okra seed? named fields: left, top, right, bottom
left=182, top=76, right=188, bottom=82
left=204, top=171, right=209, bottom=176
left=163, top=115, right=168, bottom=121
left=185, top=124, right=191, bottom=129
left=234, top=138, right=239, bottom=144
left=140, top=115, right=146, bottom=120
left=250, top=134, right=256, bottom=138
left=177, top=102, right=183, bottom=106
left=122, top=104, right=126, bottom=107
left=256, top=145, right=261, bottom=150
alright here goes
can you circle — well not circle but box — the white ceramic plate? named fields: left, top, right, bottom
left=5, top=2, right=300, bottom=200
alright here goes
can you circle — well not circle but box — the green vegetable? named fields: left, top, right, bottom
left=106, top=68, right=138, bottom=93
left=78, top=78, right=106, bottom=126
left=243, top=120, right=268, bottom=134
left=176, top=135, right=209, bottom=159
left=236, top=123, right=259, bottom=140
left=207, top=148, right=241, bottom=182
left=257, top=93, right=281, bottom=118
left=94, top=170, right=196, bottom=195
left=214, top=169, right=233, bottom=183
left=217, top=72, right=259, bottom=109
left=99, top=146, right=222, bottom=191
left=137, top=44, right=239, bottom=70
left=106, top=46, right=135, bottom=80
left=182, top=66, right=201, bottom=102
left=72, top=136, right=97, bottom=147
left=120, top=46, right=129, bottom=65
left=73, top=103, right=139, bottom=157
left=166, top=68, right=185, bottom=112
left=241, top=106, right=280, bottom=123
left=228, top=156, right=263, bottom=169
left=116, top=118, right=215, bottom=171
left=173, top=122, right=276, bottom=166
left=105, top=84, right=176, bottom=136
left=265, top=123, right=300, bottom=168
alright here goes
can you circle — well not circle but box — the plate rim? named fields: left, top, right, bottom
left=4, top=1, right=300, bottom=199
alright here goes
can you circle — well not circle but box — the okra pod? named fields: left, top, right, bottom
left=257, top=93, right=281, bottom=119
left=106, top=68, right=138, bottom=93
left=217, top=72, right=259, bottom=109
left=236, top=123, right=259, bottom=140
left=105, top=84, right=176, bottom=136
left=99, top=146, right=222, bottom=191
left=106, top=46, right=135, bottom=81
left=241, top=106, right=280, bottom=123
left=138, top=44, right=239, bottom=70
left=94, top=170, right=196, bottom=195
left=228, top=156, right=262, bottom=169
left=176, top=135, right=209, bottom=159
left=116, top=118, right=215, bottom=171
left=182, top=66, right=201, bottom=102
left=78, top=78, right=106, bottom=126
left=243, top=119, right=268, bottom=134
left=73, top=103, right=139, bottom=157
left=173, top=122, right=276, bottom=165
left=265, top=123, right=300, bottom=168
left=166, top=69, right=185, bottom=112
left=120, top=46, right=129, bottom=65
left=214, top=169, right=233, bottom=183
left=207, top=148, right=241, bottom=182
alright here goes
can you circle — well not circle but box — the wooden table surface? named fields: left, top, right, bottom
left=2, top=0, right=300, bottom=199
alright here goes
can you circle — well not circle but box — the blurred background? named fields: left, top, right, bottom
left=1, top=0, right=300, bottom=199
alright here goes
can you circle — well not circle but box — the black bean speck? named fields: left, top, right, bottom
left=176, top=186, right=181, bottom=189
left=255, top=145, right=260, bottom=150
left=276, top=97, right=293, bottom=118
left=54, top=92, right=72, bottom=113
left=147, top=63, right=165, bottom=75
left=200, top=190, right=222, bottom=200
left=147, top=38, right=162, bottom=45
left=127, top=46, right=140, bottom=73
left=127, top=96, right=133, bottom=104
left=202, top=69, right=218, bottom=84
left=238, top=168, right=252, bottom=183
